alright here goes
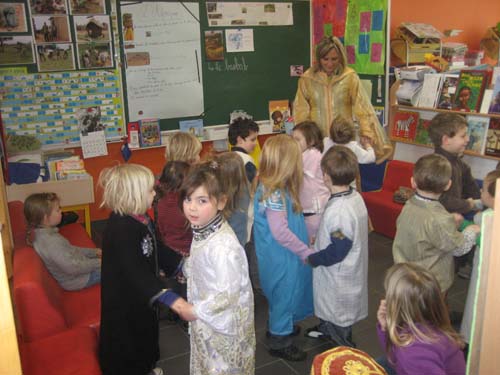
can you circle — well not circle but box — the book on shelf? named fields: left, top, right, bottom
left=127, top=122, right=140, bottom=149
left=397, top=65, right=434, bottom=81
left=139, top=119, right=161, bottom=147
left=436, top=74, right=460, bottom=110
left=269, top=100, right=290, bottom=133
left=452, top=70, right=491, bottom=113
left=485, top=118, right=500, bottom=157
left=414, top=117, right=433, bottom=146
left=179, top=119, right=204, bottom=139
left=488, top=76, right=500, bottom=114
left=391, top=110, right=419, bottom=141
left=56, top=159, right=84, bottom=172
left=480, top=89, right=493, bottom=113
left=417, top=73, right=442, bottom=108
left=396, top=80, right=423, bottom=106
left=465, top=115, right=489, bottom=154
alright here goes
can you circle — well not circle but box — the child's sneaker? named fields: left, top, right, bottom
left=149, top=368, right=163, bottom=375
left=269, top=344, right=307, bottom=361
left=305, top=325, right=324, bottom=339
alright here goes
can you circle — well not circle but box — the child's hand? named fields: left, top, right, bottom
left=360, top=136, right=373, bottom=149
left=171, top=298, right=197, bottom=322
left=377, top=299, right=387, bottom=331
left=452, top=213, right=464, bottom=228
left=95, top=248, right=102, bottom=258
left=467, top=224, right=481, bottom=234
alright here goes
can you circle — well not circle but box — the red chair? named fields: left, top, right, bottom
left=361, top=160, right=414, bottom=239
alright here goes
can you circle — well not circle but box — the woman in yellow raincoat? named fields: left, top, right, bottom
left=294, top=36, right=392, bottom=162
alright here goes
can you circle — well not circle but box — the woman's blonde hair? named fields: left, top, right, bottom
left=214, top=152, right=250, bottom=218
left=164, top=132, right=202, bottom=163
left=384, top=263, right=464, bottom=359
left=313, top=36, right=348, bottom=74
left=24, top=192, right=60, bottom=245
left=259, top=134, right=303, bottom=213
left=99, top=163, right=155, bottom=215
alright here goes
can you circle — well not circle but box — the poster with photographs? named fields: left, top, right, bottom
left=36, top=43, right=75, bottom=71
left=77, top=42, right=112, bottom=69
left=0, top=3, right=28, bottom=32
left=69, top=0, right=105, bottom=15
left=30, top=0, right=67, bottom=14
left=74, top=15, right=110, bottom=42
left=204, top=30, right=223, bottom=61
left=0, top=36, right=35, bottom=65
left=32, top=15, right=71, bottom=43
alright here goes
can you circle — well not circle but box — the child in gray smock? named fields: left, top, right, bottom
left=25, top=192, right=101, bottom=291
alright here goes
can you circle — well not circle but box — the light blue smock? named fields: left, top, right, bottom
left=253, top=186, right=313, bottom=336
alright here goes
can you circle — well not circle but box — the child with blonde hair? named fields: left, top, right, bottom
left=377, top=263, right=465, bottom=375
left=180, top=162, right=255, bottom=374
left=253, top=134, right=313, bottom=361
left=324, top=117, right=375, bottom=164
left=164, top=131, right=202, bottom=163
left=214, top=152, right=251, bottom=246
left=24, top=192, right=101, bottom=291
left=292, top=121, right=330, bottom=242
left=98, top=164, right=193, bottom=375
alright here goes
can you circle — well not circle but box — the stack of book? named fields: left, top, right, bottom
left=442, top=42, right=467, bottom=69
left=44, top=151, right=90, bottom=181
left=395, top=65, right=434, bottom=106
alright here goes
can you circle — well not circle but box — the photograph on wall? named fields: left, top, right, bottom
left=204, top=30, right=224, bottom=61
left=122, top=12, right=134, bottom=41
left=74, top=15, right=110, bottom=42
left=0, top=36, right=35, bottom=65
left=36, top=43, right=75, bottom=71
left=77, top=42, right=112, bottom=69
left=0, top=3, right=28, bottom=33
left=30, top=0, right=67, bottom=14
left=126, top=51, right=149, bottom=67
left=32, top=15, right=71, bottom=43
left=69, top=0, right=105, bottom=15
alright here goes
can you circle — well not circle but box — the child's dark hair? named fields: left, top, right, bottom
left=428, top=113, right=467, bottom=148
left=179, top=161, right=225, bottom=210
left=484, top=169, right=500, bottom=197
left=293, top=121, right=323, bottom=153
left=24, top=192, right=60, bottom=246
left=155, top=161, right=190, bottom=199
left=228, top=117, right=259, bottom=146
left=413, top=154, right=451, bottom=194
left=330, top=117, right=355, bottom=144
left=321, top=145, right=358, bottom=186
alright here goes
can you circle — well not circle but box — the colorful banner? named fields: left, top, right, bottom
left=344, top=0, right=387, bottom=74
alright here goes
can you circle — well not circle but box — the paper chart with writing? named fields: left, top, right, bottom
left=80, top=130, right=108, bottom=158
left=121, top=2, right=203, bottom=121
left=0, top=70, right=124, bottom=146
left=206, top=2, right=293, bottom=27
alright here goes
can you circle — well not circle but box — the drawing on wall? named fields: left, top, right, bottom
left=0, top=36, right=35, bottom=65
left=204, top=30, right=224, bottom=61
left=343, top=0, right=387, bottom=75
left=312, top=0, right=347, bottom=46
left=74, top=15, right=110, bottom=42
left=36, top=43, right=75, bottom=71
left=77, top=42, right=112, bottom=69
left=32, top=15, right=71, bottom=43
left=69, top=0, right=105, bottom=15
left=0, top=3, right=28, bottom=32
left=30, top=0, right=67, bottom=15
left=126, top=52, right=149, bottom=67
left=225, top=29, right=254, bottom=52
left=122, top=13, right=134, bottom=41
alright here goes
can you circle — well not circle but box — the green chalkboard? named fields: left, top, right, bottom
left=118, top=0, right=310, bottom=131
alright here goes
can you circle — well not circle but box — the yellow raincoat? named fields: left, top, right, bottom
left=294, top=67, right=392, bottom=162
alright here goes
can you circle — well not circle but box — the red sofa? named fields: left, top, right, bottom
left=361, top=160, right=414, bottom=239
left=9, top=201, right=101, bottom=375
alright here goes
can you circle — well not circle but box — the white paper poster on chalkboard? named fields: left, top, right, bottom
left=121, top=2, right=203, bottom=122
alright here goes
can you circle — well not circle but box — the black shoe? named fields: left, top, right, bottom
left=305, top=325, right=325, bottom=339
left=266, top=325, right=301, bottom=338
left=269, top=345, right=307, bottom=362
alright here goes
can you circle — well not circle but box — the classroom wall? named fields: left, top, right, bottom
left=390, top=0, right=500, bottom=53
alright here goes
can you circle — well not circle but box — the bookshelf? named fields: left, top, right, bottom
left=389, top=81, right=500, bottom=161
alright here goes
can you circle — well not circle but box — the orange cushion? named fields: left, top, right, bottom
left=311, top=346, right=387, bottom=375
